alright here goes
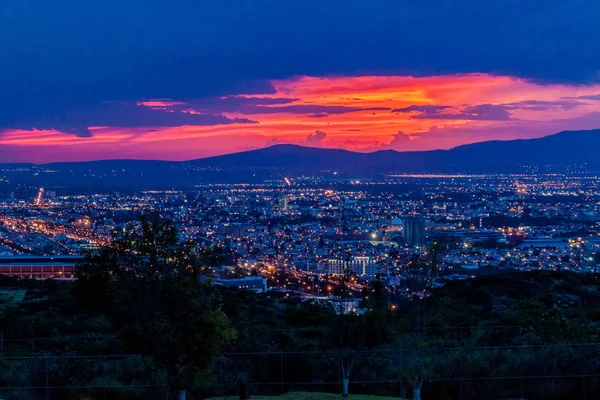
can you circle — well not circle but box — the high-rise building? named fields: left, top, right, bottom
left=276, top=194, right=289, bottom=211
left=403, top=216, right=426, bottom=246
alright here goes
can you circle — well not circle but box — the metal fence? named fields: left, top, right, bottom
left=1, top=331, right=600, bottom=400
left=0, top=347, right=599, bottom=399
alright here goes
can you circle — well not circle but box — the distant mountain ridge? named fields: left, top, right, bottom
left=2, top=129, right=599, bottom=190
left=188, top=128, right=600, bottom=173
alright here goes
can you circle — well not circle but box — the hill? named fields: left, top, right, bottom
left=190, top=129, right=600, bottom=174
left=2, top=129, right=599, bottom=189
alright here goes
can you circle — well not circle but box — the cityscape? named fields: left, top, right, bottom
left=1, top=169, right=599, bottom=294
left=2, top=1, right=600, bottom=399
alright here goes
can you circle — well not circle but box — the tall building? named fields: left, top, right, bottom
left=276, top=194, right=289, bottom=211
left=403, top=216, right=426, bottom=246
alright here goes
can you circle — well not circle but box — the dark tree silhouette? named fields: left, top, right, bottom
left=75, top=214, right=235, bottom=400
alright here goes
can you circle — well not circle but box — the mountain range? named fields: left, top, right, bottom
left=2, top=129, right=599, bottom=190
left=191, top=129, right=600, bottom=174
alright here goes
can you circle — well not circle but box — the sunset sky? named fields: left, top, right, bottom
left=1, top=1, right=600, bottom=163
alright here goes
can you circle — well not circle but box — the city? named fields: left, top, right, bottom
left=1, top=171, right=599, bottom=293
left=2, top=1, right=600, bottom=399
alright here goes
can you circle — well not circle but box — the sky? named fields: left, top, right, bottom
left=1, top=0, right=600, bottom=163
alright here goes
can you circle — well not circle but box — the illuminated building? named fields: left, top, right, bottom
left=349, top=256, right=377, bottom=276
left=0, top=256, right=82, bottom=280
left=327, top=257, right=377, bottom=277
left=213, top=276, right=267, bottom=293
left=327, top=259, right=345, bottom=275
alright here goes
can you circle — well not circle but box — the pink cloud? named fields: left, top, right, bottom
left=2, top=73, right=600, bottom=162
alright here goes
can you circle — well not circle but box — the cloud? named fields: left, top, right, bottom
left=392, top=105, right=452, bottom=113
left=151, top=96, right=389, bottom=117
left=562, top=94, right=600, bottom=101
left=504, top=100, right=585, bottom=111
left=62, top=126, right=94, bottom=138
left=1, top=102, right=258, bottom=137
left=1, top=0, right=599, bottom=161
left=407, top=103, right=512, bottom=121
left=395, top=100, right=586, bottom=121
left=358, top=131, right=419, bottom=152
left=385, top=131, right=414, bottom=149
left=3, top=0, right=598, bottom=145
left=265, top=138, right=280, bottom=147
left=216, top=104, right=390, bottom=115
left=304, top=130, right=327, bottom=146
left=177, top=96, right=299, bottom=114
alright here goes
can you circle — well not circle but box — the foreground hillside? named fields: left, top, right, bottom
left=2, top=269, right=600, bottom=399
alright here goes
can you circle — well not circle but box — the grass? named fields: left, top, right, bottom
left=207, top=392, right=401, bottom=400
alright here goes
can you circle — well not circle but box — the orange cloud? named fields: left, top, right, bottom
left=2, top=74, right=600, bottom=162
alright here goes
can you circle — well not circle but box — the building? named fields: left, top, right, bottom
left=330, top=297, right=363, bottom=315
left=403, top=216, right=426, bottom=246
left=213, top=276, right=268, bottom=293
left=0, top=256, right=83, bottom=280
left=518, top=238, right=567, bottom=250
left=216, top=223, right=247, bottom=238
left=348, top=256, right=377, bottom=277
left=277, top=194, right=289, bottom=211
left=327, top=259, right=346, bottom=275
left=507, top=232, right=525, bottom=246
left=327, top=257, right=377, bottom=277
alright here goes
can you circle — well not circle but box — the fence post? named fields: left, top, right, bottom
left=103, top=356, right=107, bottom=400
left=280, top=350, right=284, bottom=395
left=582, top=348, right=587, bottom=400
left=338, top=349, right=342, bottom=396
left=45, top=356, right=49, bottom=400
left=460, top=327, right=464, bottom=400
left=519, top=328, right=524, bottom=399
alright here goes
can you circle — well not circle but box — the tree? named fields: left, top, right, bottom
left=328, top=268, right=392, bottom=397
left=75, top=214, right=235, bottom=400
left=394, top=250, right=438, bottom=399
left=329, top=269, right=365, bottom=397
left=396, top=331, right=427, bottom=400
